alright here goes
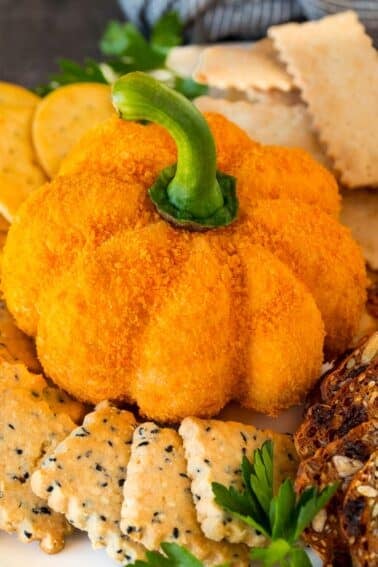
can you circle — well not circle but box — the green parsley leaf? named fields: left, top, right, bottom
left=35, top=58, right=106, bottom=96
left=173, top=76, right=208, bottom=100
left=293, top=483, right=339, bottom=541
left=37, top=12, right=207, bottom=100
left=270, top=478, right=296, bottom=541
left=100, top=21, right=164, bottom=69
left=251, top=539, right=292, bottom=566
left=151, top=12, right=183, bottom=54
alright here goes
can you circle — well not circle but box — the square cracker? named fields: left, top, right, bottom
left=121, top=423, right=249, bottom=566
left=194, top=38, right=293, bottom=92
left=195, top=95, right=330, bottom=167
left=31, top=402, right=146, bottom=564
left=0, top=361, right=85, bottom=424
left=0, top=386, right=75, bottom=552
left=269, top=11, right=378, bottom=188
left=179, top=417, right=298, bottom=546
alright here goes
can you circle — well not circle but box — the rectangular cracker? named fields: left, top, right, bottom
left=31, top=402, right=145, bottom=564
left=179, top=417, right=298, bottom=546
left=269, top=11, right=378, bottom=188
left=194, top=38, right=293, bottom=92
left=195, top=95, right=330, bottom=166
left=0, top=386, right=75, bottom=553
left=121, top=423, right=249, bottom=566
left=0, top=360, right=85, bottom=424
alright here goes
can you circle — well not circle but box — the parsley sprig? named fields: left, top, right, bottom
left=129, top=440, right=338, bottom=567
left=36, top=12, right=207, bottom=100
left=213, top=441, right=338, bottom=566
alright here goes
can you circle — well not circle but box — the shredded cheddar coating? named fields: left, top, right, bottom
left=2, top=113, right=366, bottom=421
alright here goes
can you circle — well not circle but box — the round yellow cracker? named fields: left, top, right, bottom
left=32, top=83, right=114, bottom=177
left=0, top=81, right=40, bottom=107
left=0, top=104, right=46, bottom=221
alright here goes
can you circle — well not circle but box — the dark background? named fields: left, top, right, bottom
left=0, top=0, right=124, bottom=88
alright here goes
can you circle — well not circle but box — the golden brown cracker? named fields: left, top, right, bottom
left=32, top=83, right=115, bottom=177
left=194, top=38, right=293, bottom=92
left=195, top=95, right=330, bottom=166
left=0, top=81, right=40, bottom=108
left=0, top=104, right=46, bottom=221
left=269, top=11, right=378, bottom=188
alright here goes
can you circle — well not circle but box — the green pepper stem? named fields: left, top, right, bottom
left=112, top=72, right=238, bottom=229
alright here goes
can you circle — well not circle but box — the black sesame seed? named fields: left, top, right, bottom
left=46, top=485, right=54, bottom=493
left=8, top=423, right=15, bottom=430
left=24, top=531, right=32, bottom=539
left=172, top=527, right=179, bottom=539
left=95, top=463, right=103, bottom=472
left=240, top=432, right=248, bottom=443
left=100, top=515, right=106, bottom=522
left=165, top=445, right=174, bottom=453
left=137, top=441, right=149, bottom=448
left=126, top=526, right=136, bottom=534
left=15, top=448, right=23, bottom=455
left=118, top=478, right=125, bottom=488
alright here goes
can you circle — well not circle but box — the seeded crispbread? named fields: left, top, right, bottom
left=179, top=417, right=298, bottom=546
left=269, top=11, right=378, bottom=188
left=295, top=378, right=378, bottom=460
left=32, top=83, right=114, bottom=178
left=194, top=38, right=293, bottom=92
left=0, top=104, right=46, bottom=222
left=121, top=423, right=249, bottom=566
left=0, top=386, right=75, bottom=552
left=31, top=402, right=145, bottom=564
left=0, top=82, right=40, bottom=107
left=320, top=332, right=378, bottom=403
left=295, top=420, right=378, bottom=563
left=0, top=300, right=41, bottom=373
left=341, top=450, right=378, bottom=567
left=195, top=96, right=330, bottom=167
left=0, top=361, right=85, bottom=424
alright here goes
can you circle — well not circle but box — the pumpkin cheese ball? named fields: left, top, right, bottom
left=2, top=73, right=367, bottom=422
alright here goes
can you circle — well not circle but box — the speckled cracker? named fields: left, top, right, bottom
left=32, top=83, right=114, bottom=177
left=121, top=423, right=249, bottom=566
left=0, top=386, right=75, bottom=552
left=341, top=189, right=378, bottom=270
left=179, top=417, right=298, bottom=546
left=341, top=450, right=378, bottom=567
left=0, top=300, right=41, bottom=373
left=0, top=82, right=40, bottom=108
left=195, top=96, right=330, bottom=166
left=0, top=104, right=46, bottom=221
left=32, top=402, right=145, bottom=564
left=0, top=361, right=85, bottom=424
left=194, top=38, right=293, bottom=92
left=269, top=12, right=378, bottom=188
